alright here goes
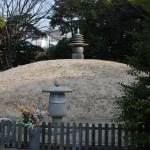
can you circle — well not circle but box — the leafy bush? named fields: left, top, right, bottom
left=115, top=16, right=150, bottom=149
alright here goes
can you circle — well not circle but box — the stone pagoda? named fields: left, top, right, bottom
left=68, top=28, right=88, bottom=59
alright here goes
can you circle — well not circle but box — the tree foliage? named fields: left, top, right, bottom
left=50, top=0, right=146, bottom=62
left=47, top=38, right=72, bottom=59
left=115, top=0, right=150, bottom=147
left=51, top=0, right=81, bottom=37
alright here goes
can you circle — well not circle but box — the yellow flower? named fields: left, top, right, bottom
left=19, top=105, right=25, bottom=112
left=28, top=105, right=34, bottom=113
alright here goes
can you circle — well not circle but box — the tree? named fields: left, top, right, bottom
left=12, top=41, right=44, bottom=66
left=50, top=0, right=99, bottom=36
left=0, top=16, right=5, bottom=68
left=50, top=0, right=82, bottom=37
left=0, top=0, right=52, bottom=69
left=82, top=0, right=146, bottom=62
left=47, top=38, right=72, bottom=59
left=50, top=0, right=146, bottom=62
left=115, top=0, right=150, bottom=147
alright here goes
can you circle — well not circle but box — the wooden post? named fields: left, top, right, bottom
left=124, top=126, right=128, bottom=150
left=79, top=123, right=83, bottom=150
left=6, top=120, right=11, bottom=147
left=92, top=124, right=95, bottom=149
left=118, top=124, right=122, bottom=148
left=72, top=123, right=76, bottom=150
left=24, top=126, right=28, bottom=148
left=48, top=122, right=51, bottom=150
left=53, top=122, right=58, bottom=150
left=98, top=123, right=102, bottom=150
left=41, top=122, right=46, bottom=150
left=66, top=123, right=70, bottom=150
left=85, top=123, right=89, bottom=150
left=60, top=123, right=64, bottom=150
left=0, top=121, right=5, bottom=150
left=11, top=120, right=16, bottom=148
left=111, top=124, right=115, bottom=148
left=17, top=124, right=22, bottom=149
left=104, top=124, right=108, bottom=148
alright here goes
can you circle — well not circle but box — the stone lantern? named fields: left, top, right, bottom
left=68, top=28, right=88, bottom=59
left=43, top=81, right=72, bottom=123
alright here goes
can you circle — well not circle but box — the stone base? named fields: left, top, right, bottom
left=29, top=127, right=40, bottom=150
left=72, top=54, right=84, bottom=59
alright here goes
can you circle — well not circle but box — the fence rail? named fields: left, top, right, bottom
left=0, top=120, right=148, bottom=150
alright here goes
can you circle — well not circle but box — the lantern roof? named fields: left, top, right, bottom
left=42, top=81, right=72, bottom=93
left=68, top=28, right=88, bottom=47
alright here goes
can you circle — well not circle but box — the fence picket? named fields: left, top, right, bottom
left=17, top=123, right=22, bottom=149
left=98, top=123, right=102, bottom=150
left=24, top=126, right=28, bottom=148
left=53, top=122, right=58, bottom=150
left=104, top=124, right=108, bottom=148
left=6, top=121, right=11, bottom=147
left=111, top=123, right=115, bottom=148
left=124, top=127, right=128, bottom=150
left=85, top=123, right=89, bottom=150
left=60, top=123, right=64, bottom=150
left=79, top=123, right=83, bottom=150
left=41, top=122, right=46, bottom=150
left=118, top=124, right=122, bottom=148
left=72, top=123, right=76, bottom=150
left=92, top=124, right=95, bottom=149
left=0, top=122, right=1, bottom=148
left=0, top=120, right=5, bottom=149
left=66, top=123, right=70, bottom=150
left=11, top=120, right=16, bottom=148
left=48, top=122, right=51, bottom=150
